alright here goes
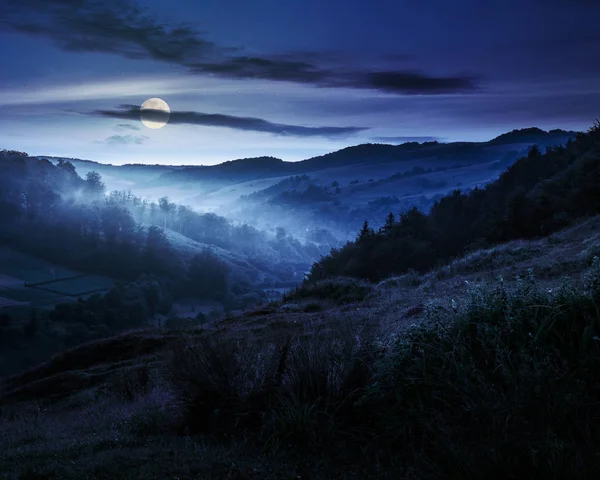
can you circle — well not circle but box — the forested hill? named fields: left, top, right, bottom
left=306, top=121, right=600, bottom=283
left=40, top=127, right=576, bottom=189
left=0, top=152, right=319, bottom=292
left=157, top=127, right=577, bottom=184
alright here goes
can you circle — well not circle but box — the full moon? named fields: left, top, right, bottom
left=140, top=98, right=170, bottom=129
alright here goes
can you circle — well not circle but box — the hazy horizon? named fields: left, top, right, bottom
left=15, top=123, right=582, bottom=167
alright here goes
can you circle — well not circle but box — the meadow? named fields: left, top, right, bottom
left=0, top=246, right=115, bottom=308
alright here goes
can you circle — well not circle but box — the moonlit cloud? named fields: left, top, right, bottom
left=115, top=123, right=140, bottom=131
left=102, top=134, right=149, bottom=145
left=0, top=77, right=195, bottom=106
left=91, top=104, right=368, bottom=138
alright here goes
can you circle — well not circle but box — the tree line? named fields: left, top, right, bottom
left=306, top=121, right=600, bottom=283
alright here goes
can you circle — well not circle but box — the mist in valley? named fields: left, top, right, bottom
left=40, top=126, right=577, bottom=246
left=0, top=123, right=580, bottom=379
left=2, top=0, right=600, bottom=476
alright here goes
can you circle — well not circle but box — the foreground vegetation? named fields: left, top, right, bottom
left=2, top=252, right=600, bottom=478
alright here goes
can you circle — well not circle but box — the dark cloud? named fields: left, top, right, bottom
left=191, top=56, right=326, bottom=84
left=103, top=134, right=148, bottom=145
left=0, top=0, right=220, bottom=63
left=91, top=105, right=368, bottom=138
left=361, top=72, right=475, bottom=94
left=115, top=123, right=140, bottom=131
left=372, top=136, right=443, bottom=143
left=0, top=0, right=477, bottom=95
left=194, top=57, right=476, bottom=94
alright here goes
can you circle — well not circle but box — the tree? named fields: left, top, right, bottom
left=101, top=205, right=136, bottom=246
left=187, top=249, right=230, bottom=301
left=149, top=201, right=157, bottom=224
left=358, top=220, right=372, bottom=240
left=527, top=144, right=541, bottom=159
left=57, top=159, right=77, bottom=176
left=588, top=119, right=600, bottom=140
left=145, top=226, right=172, bottom=273
left=505, top=186, right=535, bottom=237
left=158, top=196, right=171, bottom=229
left=177, top=204, right=194, bottom=234
left=382, top=212, right=395, bottom=234
left=85, top=171, right=106, bottom=197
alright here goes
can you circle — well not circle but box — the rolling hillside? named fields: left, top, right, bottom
left=40, top=127, right=576, bottom=200
left=1, top=124, right=596, bottom=479
left=2, top=210, right=600, bottom=479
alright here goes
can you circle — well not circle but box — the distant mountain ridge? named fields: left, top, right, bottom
left=487, top=127, right=573, bottom=145
left=155, top=127, right=578, bottom=184
left=36, top=127, right=578, bottom=188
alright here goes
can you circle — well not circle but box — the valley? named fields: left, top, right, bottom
left=1, top=123, right=598, bottom=479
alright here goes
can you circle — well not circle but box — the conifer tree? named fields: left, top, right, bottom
left=382, top=212, right=395, bottom=234
left=358, top=220, right=372, bottom=240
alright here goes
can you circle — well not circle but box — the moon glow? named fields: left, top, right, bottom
left=140, top=98, right=170, bottom=129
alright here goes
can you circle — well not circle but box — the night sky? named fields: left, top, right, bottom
left=1, top=0, right=599, bottom=165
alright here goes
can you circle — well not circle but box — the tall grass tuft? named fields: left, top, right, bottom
left=167, top=334, right=291, bottom=436
left=167, top=262, right=600, bottom=478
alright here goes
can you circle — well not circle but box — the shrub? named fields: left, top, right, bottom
left=167, top=334, right=291, bottom=435
left=108, top=365, right=151, bottom=401
left=302, top=302, right=325, bottom=313
left=284, top=277, right=372, bottom=305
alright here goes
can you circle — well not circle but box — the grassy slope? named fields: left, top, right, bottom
left=2, top=215, right=600, bottom=479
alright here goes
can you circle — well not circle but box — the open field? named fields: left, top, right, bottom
left=0, top=246, right=79, bottom=282
left=28, top=275, right=115, bottom=296
left=0, top=246, right=115, bottom=308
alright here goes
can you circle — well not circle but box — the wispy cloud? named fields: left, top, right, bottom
left=0, top=0, right=478, bottom=95
left=102, top=134, right=148, bottom=145
left=192, top=58, right=476, bottom=94
left=115, top=123, right=140, bottom=131
left=0, top=0, right=219, bottom=62
left=0, top=77, right=197, bottom=106
left=91, top=104, right=368, bottom=138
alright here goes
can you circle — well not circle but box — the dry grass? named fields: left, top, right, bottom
left=3, top=217, right=600, bottom=479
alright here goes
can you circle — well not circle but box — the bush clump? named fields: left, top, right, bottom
left=283, top=276, right=373, bottom=305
